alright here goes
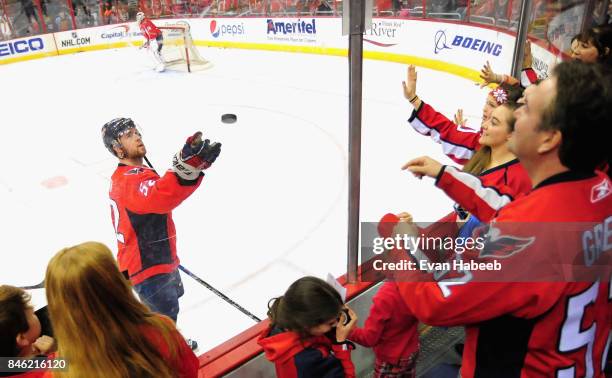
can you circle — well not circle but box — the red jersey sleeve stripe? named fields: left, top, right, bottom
left=409, top=116, right=474, bottom=164
left=436, top=166, right=513, bottom=221
left=520, top=68, right=538, bottom=88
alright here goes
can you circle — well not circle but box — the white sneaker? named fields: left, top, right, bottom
left=155, top=64, right=165, bottom=72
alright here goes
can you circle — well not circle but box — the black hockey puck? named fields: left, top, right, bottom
left=221, top=114, right=237, bottom=124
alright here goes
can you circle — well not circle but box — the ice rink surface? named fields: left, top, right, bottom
left=0, top=45, right=488, bottom=351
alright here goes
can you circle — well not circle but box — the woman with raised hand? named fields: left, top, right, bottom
left=402, top=64, right=524, bottom=165
left=44, top=242, right=198, bottom=378
left=451, top=101, right=530, bottom=236
left=400, top=101, right=530, bottom=246
left=480, top=25, right=612, bottom=90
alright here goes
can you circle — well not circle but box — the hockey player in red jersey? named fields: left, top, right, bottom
left=101, top=118, right=221, bottom=340
left=136, top=12, right=165, bottom=72
left=391, top=61, right=612, bottom=377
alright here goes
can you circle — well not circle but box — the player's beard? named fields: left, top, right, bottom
left=126, top=145, right=147, bottom=159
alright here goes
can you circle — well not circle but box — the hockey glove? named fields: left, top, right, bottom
left=172, top=132, right=222, bottom=180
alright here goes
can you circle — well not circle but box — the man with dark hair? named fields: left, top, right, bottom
left=393, top=61, right=611, bottom=377
left=101, top=118, right=220, bottom=350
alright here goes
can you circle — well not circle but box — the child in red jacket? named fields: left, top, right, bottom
left=258, top=276, right=358, bottom=378
left=349, top=281, right=419, bottom=378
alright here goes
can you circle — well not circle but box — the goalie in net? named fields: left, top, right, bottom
left=137, top=13, right=209, bottom=73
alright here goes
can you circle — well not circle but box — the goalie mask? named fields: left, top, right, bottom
left=102, top=117, right=138, bottom=157
left=136, top=11, right=145, bottom=23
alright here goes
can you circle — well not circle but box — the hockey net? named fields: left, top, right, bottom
left=158, top=22, right=210, bottom=72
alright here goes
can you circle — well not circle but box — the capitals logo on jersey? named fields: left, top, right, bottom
left=124, top=167, right=145, bottom=175
left=475, top=224, right=535, bottom=259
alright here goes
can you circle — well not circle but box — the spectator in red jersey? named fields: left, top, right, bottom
left=452, top=100, right=530, bottom=234
left=258, top=276, right=358, bottom=378
left=44, top=241, right=198, bottom=378
left=136, top=11, right=165, bottom=71
left=349, top=279, right=419, bottom=378
left=402, top=64, right=524, bottom=165
left=101, top=118, right=220, bottom=350
left=403, top=64, right=530, bottom=233
left=384, top=101, right=528, bottom=375
left=394, top=60, right=612, bottom=378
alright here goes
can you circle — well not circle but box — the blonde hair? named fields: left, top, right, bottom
left=45, top=242, right=181, bottom=378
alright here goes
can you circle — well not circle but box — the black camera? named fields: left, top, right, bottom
left=339, top=308, right=351, bottom=326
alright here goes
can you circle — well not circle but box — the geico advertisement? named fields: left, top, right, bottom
left=0, top=35, right=55, bottom=60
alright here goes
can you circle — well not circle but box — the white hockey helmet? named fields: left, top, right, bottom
left=136, top=12, right=145, bottom=22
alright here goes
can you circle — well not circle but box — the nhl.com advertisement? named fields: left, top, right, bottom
left=58, top=31, right=92, bottom=48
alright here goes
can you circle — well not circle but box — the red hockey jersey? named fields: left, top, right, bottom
left=476, top=158, right=531, bottom=196
left=394, top=169, right=612, bottom=377
left=428, top=159, right=531, bottom=233
left=108, top=164, right=202, bottom=285
left=139, top=18, right=161, bottom=41
left=348, top=282, right=419, bottom=364
left=452, top=158, right=531, bottom=219
left=258, top=326, right=356, bottom=378
left=408, top=101, right=481, bottom=165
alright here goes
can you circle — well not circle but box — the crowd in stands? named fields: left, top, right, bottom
left=2, top=0, right=612, bottom=41
left=1, top=5, right=611, bottom=378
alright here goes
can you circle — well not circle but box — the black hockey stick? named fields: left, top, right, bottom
left=144, top=156, right=158, bottom=175
left=142, top=156, right=258, bottom=321
left=179, top=265, right=261, bottom=323
left=20, top=281, right=44, bottom=290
